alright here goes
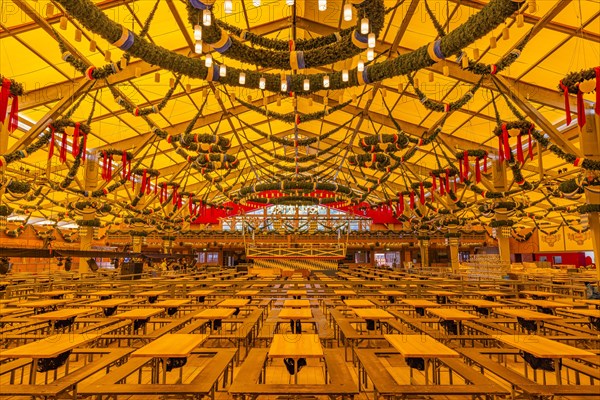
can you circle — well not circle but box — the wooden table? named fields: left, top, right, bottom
left=187, top=289, right=214, bottom=303
left=333, top=290, right=356, bottom=299
left=426, top=290, right=456, bottom=304
left=131, top=334, right=208, bottom=383
left=519, top=299, right=572, bottom=315
left=135, top=290, right=168, bottom=304
left=37, top=290, right=74, bottom=299
left=520, top=290, right=561, bottom=300
left=30, top=308, right=93, bottom=329
left=343, top=299, right=374, bottom=308
left=278, top=308, right=313, bottom=333
left=0, top=334, right=97, bottom=384
left=0, top=307, right=28, bottom=317
left=457, top=299, right=507, bottom=316
left=195, top=308, right=235, bottom=331
left=567, top=308, right=600, bottom=331
left=385, top=334, right=459, bottom=384
left=287, top=289, right=307, bottom=299
left=471, top=290, right=509, bottom=301
left=427, top=308, right=478, bottom=335
left=268, top=334, right=324, bottom=383
left=88, top=290, right=123, bottom=299
left=494, top=335, right=596, bottom=384
left=283, top=299, right=311, bottom=308
left=88, top=298, right=131, bottom=316
left=20, top=299, right=68, bottom=314
left=236, top=290, right=260, bottom=297
left=401, top=299, right=440, bottom=316
left=497, top=308, right=562, bottom=333
left=580, top=299, right=600, bottom=309
left=148, top=299, right=191, bottom=316
left=112, top=308, right=163, bottom=333
left=353, top=308, right=394, bottom=332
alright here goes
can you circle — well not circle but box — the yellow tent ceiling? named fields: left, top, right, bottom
left=0, top=0, right=599, bottom=228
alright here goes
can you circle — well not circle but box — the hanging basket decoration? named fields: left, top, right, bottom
left=131, top=168, right=160, bottom=197
left=359, top=133, right=411, bottom=153
left=493, top=120, right=535, bottom=164
left=410, top=181, right=433, bottom=206
left=48, top=118, right=91, bottom=164
left=0, top=76, right=23, bottom=133
left=558, top=66, right=599, bottom=129
left=99, top=150, right=133, bottom=182
left=454, top=150, right=488, bottom=183
left=348, top=153, right=391, bottom=170
left=430, top=168, right=459, bottom=196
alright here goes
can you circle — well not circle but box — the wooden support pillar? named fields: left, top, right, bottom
left=419, top=239, right=430, bottom=270
left=492, top=153, right=511, bottom=265
left=448, top=231, right=460, bottom=273
left=78, top=157, right=100, bottom=273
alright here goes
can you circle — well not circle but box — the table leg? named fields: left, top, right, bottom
left=424, top=358, right=430, bottom=385
left=162, top=358, right=167, bottom=384
left=29, top=358, right=37, bottom=384
left=555, top=358, right=562, bottom=385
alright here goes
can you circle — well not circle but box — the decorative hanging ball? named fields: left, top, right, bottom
left=89, top=40, right=97, bottom=52
left=104, top=50, right=111, bottom=62
left=59, top=16, right=68, bottom=30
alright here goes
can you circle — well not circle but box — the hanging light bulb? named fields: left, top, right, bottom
left=360, top=18, right=370, bottom=35
left=323, top=75, right=330, bottom=88
left=357, top=58, right=364, bottom=72
left=281, top=79, right=287, bottom=92
left=318, top=0, right=327, bottom=11
left=342, top=69, right=349, bottom=82
left=202, top=9, right=211, bottom=26
left=303, top=79, right=310, bottom=91
left=224, top=0, right=232, bottom=14
left=259, top=77, right=266, bottom=90
left=194, top=40, right=203, bottom=54
left=286, top=0, right=294, bottom=5
left=239, top=72, right=246, bottom=85
left=367, top=33, right=376, bottom=48
left=366, top=48, right=374, bottom=61
left=219, top=64, right=226, bottom=77
left=343, top=4, right=352, bottom=21
left=205, top=53, right=212, bottom=67
left=194, top=24, right=202, bottom=41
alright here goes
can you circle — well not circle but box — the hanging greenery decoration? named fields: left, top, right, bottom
left=558, top=67, right=599, bottom=129
left=52, top=0, right=523, bottom=93
left=409, top=74, right=482, bottom=113
left=236, top=97, right=353, bottom=124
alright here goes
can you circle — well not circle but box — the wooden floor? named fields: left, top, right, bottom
left=0, top=267, right=598, bottom=399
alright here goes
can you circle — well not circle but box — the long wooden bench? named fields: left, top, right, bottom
left=79, top=349, right=236, bottom=400
left=0, top=348, right=132, bottom=399
left=330, top=309, right=386, bottom=361
left=229, top=348, right=358, bottom=400
left=355, top=348, right=508, bottom=399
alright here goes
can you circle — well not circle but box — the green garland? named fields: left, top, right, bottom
left=132, top=168, right=160, bottom=177
left=466, top=32, right=531, bottom=76
left=0, top=132, right=52, bottom=166
left=129, top=230, right=149, bottom=237
left=409, top=74, right=481, bottom=113
left=188, top=0, right=385, bottom=70
left=489, top=219, right=514, bottom=228
left=530, top=129, right=600, bottom=171
left=53, top=0, right=522, bottom=93
left=76, top=218, right=102, bottom=227
left=578, top=204, right=600, bottom=214
left=236, top=97, right=353, bottom=124
left=0, top=204, right=13, bottom=217
left=559, top=67, right=598, bottom=94
left=0, top=75, right=25, bottom=96
left=5, top=180, right=31, bottom=194
left=107, top=78, right=181, bottom=117
left=454, top=150, right=487, bottom=159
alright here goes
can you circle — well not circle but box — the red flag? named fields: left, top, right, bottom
left=419, top=182, right=425, bottom=205
left=595, top=67, right=600, bottom=116
left=59, top=132, right=68, bottom=163
left=475, top=158, right=481, bottom=183
left=483, top=153, right=488, bottom=172
left=463, top=151, right=469, bottom=181
left=559, top=80, right=571, bottom=125
left=72, top=122, right=80, bottom=156
left=409, top=191, right=415, bottom=209
left=0, top=78, right=10, bottom=126
left=398, top=194, right=404, bottom=214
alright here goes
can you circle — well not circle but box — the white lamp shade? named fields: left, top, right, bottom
left=239, top=72, right=246, bottom=85
left=323, top=75, right=330, bottom=88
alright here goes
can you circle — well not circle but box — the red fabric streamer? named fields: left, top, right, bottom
left=431, top=175, right=437, bottom=192
left=140, top=169, right=147, bottom=195
left=59, top=132, right=68, bottom=163
left=419, top=182, right=425, bottom=205
left=502, top=123, right=511, bottom=160
left=409, top=191, right=415, bottom=209
left=445, top=169, right=450, bottom=190
left=107, top=156, right=113, bottom=181
left=483, top=153, right=488, bottom=173
left=559, top=80, right=572, bottom=126
left=576, top=86, right=586, bottom=129
left=160, top=185, right=166, bottom=203
left=440, top=178, right=446, bottom=195
left=459, top=159, right=463, bottom=182
left=516, top=135, right=524, bottom=163
left=0, top=79, right=10, bottom=127
left=48, top=127, right=55, bottom=160
left=475, top=158, right=481, bottom=183
left=595, top=67, right=600, bottom=116
left=398, top=194, right=404, bottom=214
left=172, top=188, right=178, bottom=205
left=72, top=123, right=80, bottom=156
left=463, top=151, right=469, bottom=181
left=101, top=151, right=108, bottom=180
